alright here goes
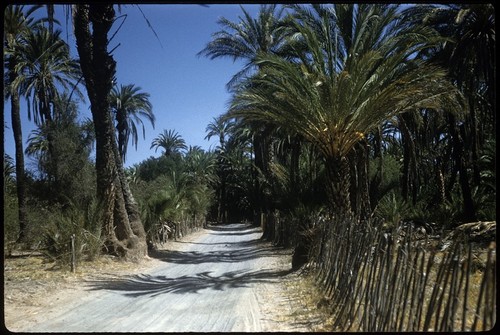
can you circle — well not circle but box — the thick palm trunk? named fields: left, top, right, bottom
left=324, top=155, right=352, bottom=216
left=73, top=4, right=147, bottom=259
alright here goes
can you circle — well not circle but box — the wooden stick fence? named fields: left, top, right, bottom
left=309, top=217, right=496, bottom=332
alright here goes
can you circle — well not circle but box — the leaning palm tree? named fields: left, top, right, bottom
left=4, top=4, right=43, bottom=242
left=109, top=83, right=155, bottom=162
left=229, top=4, right=465, bottom=216
left=150, top=129, right=187, bottom=157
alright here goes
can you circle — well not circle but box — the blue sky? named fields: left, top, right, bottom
left=3, top=4, right=262, bottom=168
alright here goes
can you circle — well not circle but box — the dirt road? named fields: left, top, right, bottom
left=6, top=223, right=305, bottom=332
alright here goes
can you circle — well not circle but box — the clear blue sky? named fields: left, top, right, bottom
left=3, top=4, right=262, bottom=168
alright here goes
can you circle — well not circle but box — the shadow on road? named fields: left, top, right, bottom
left=207, top=224, right=261, bottom=236
left=87, top=268, right=293, bottom=297
left=150, top=245, right=278, bottom=265
left=206, top=223, right=257, bottom=233
left=87, top=222, right=293, bottom=298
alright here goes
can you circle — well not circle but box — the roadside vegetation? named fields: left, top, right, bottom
left=4, top=3, right=495, bottom=331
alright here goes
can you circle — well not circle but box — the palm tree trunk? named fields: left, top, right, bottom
left=324, top=155, right=352, bottom=216
left=111, top=127, right=147, bottom=244
left=369, top=127, right=383, bottom=211
left=290, top=137, right=301, bottom=194
left=357, top=141, right=371, bottom=219
left=73, top=4, right=147, bottom=259
left=446, top=114, right=476, bottom=222
left=252, top=134, right=264, bottom=227
left=10, top=88, right=28, bottom=242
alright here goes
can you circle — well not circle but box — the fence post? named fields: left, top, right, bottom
left=70, top=234, right=76, bottom=273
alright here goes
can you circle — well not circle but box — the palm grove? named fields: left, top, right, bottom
left=4, top=3, right=495, bottom=269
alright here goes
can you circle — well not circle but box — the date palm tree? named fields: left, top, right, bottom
left=199, top=4, right=291, bottom=226
left=150, top=129, right=187, bottom=157
left=15, top=26, right=82, bottom=125
left=205, top=115, right=234, bottom=152
left=73, top=4, right=148, bottom=259
left=13, top=25, right=83, bottom=196
left=402, top=4, right=495, bottom=222
left=109, top=83, right=155, bottom=163
left=229, top=4, right=465, bottom=216
left=198, top=4, right=289, bottom=91
left=4, top=4, right=43, bottom=241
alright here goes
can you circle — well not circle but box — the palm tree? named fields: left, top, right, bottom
left=109, top=83, right=155, bottom=162
left=25, top=126, right=49, bottom=176
left=199, top=4, right=291, bottom=226
left=229, top=4, right=465, bottom=216
left=13, top=25, right=83, bottom=197
left=15, top=26, right=82, bottom=125
left=205, top=116, right=235, bottom=223
left=150, top=129, right=187, bottom=157
left=185, top=146, right=216, bottom=187
left=73, top=4, right=148, bottom=259
left=205, top=115, right=234, bottom=151
left=398, top=4, right=495, bottom=222
left=198, top=4, right=290, bottom=91
left=4, top=4, right=42, bottom=242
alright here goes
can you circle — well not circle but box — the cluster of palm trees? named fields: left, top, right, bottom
left=127, top=138, right=216, bottom=244
left=198, top=4, right=495, bottom=242
left=4, top=4, right=495, bottom=262
left=4, top=5, right=155, bottom=257
left=5, top=5, right=78, bottom=242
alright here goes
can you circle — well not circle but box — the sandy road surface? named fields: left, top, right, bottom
left=6, top=223, right=301, bottom=332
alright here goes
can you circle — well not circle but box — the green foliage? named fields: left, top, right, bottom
left=131, top=149, right=216, bottom=245
left=3, top=191, right=20, bottom=249
left=3, top=154, right=16, bottom=191
left=3, top=154, right=19, bottom=246
left=368, top=154, right=401, bottom=205
left=150, top=129, right=187, bottom=157
left=41, top=199, right=103, bottom=264
left=474, top=138, right=496, bottom=221
left=374, top=191, right=411, bottom=229
left=25, top=95, right=96, bottom=207
left=109, top=83, right=155, bottom=162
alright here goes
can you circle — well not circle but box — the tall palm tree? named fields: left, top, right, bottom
left=229, top=4, right=465, bottom=216
left=150, top=129, right=187, bottom=157
left=15, top=26, right=82, bottom=125
left=205, top=115, right=234, bottom=151
left=400, top=4, right=495, bottom=222
left=205, top=116, right=236, bottom=223
left=4, top=4, right=42, bottom=242
left=13, top=25, right=83, bottom=196
left=109, top=83, right=155, bottom=162
left=73, top=4, right=148, bottom=259
left=199, top=5, right=292, bottom=226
